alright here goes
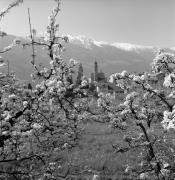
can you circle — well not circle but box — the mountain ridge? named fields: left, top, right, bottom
left=0, top=34, right=174, bottom=81
left=67, top=35, right=156, bottom=51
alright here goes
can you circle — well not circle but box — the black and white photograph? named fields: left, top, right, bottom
left=0, top=0, right=175, bottom=179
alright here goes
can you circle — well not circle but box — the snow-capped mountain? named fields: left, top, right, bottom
left=111, top=43, right=154, bottom=52
left=170, top=47, right=175, bottom=51
left=67, top=35, right=109, bottom=48
left=67, top=35, right=155, bottom=52
left=0, top=34, right=174, bottom=81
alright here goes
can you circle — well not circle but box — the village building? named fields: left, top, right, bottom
left=90, top=61, right=124, bottom=98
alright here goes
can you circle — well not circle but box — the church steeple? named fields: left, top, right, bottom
left=94, top=61, right=98, bottom=81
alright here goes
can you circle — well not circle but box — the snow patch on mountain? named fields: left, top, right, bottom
left=111, top=43, right=153, bottom=52
left=67, top=34, right=154, bottom=52
left=170, top=47, right=175, bottom=51
left=67, top=35, right=108, bottom=48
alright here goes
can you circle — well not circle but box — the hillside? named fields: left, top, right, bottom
left=0, top=34, right=173, bottom=81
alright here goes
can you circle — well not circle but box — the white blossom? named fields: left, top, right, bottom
left=3, top=44, right=13, bottom=51
left=109, top=74, right=114, bottom=83
left=8, top=94, right=16, bottom=100
left=2, top=111, right=11, bottom=121
left=169, top=90, right=175, bottom=98
left=92, top=174, right=100, bottom=180
left=121, top=70, right=128, bottom=77
left=139, top=173, right=148, bottom=180
left=161, top=110, right=175, bottom=130
left=81, top=79, right=88, bottom=87
left=23, top=101, right=28, bottom=107
left=32, top=123, right=42, bottom=129
left=132, top=75, right=142, bottom=83
left=163, top=73, right=175, bottom=88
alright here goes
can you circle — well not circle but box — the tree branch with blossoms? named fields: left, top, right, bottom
left=0, top=0, right=94, bottom=179
left=96, top=50, right=175, bottom=179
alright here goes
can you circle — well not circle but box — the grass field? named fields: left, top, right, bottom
left=55, top=121, right=147, bottom=180
left=51, top=117, right=175, bottom=180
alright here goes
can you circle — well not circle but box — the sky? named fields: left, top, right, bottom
left=0, top=0, right=175, bottom=47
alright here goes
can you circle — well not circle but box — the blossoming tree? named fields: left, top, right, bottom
left=98, top=50, right=175, bottom=179
left=0, top=0, right=91, bottom=179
